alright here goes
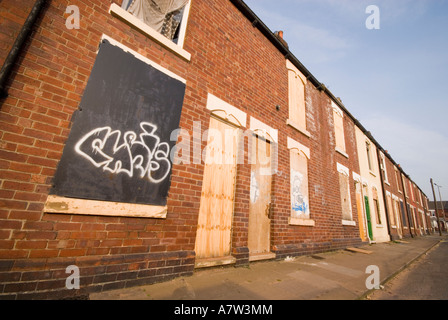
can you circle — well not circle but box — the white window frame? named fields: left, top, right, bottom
left=366, top=140, right=375, bottom=175
left=109, top=2, right=192, bottom=61
left=394, top=167, right=403, bottom=194
left=379, top=152, right=389, bottom=185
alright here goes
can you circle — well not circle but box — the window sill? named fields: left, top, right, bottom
left=289, top=217, right=315, bottom=227
left=384, top=180, right=390, bottom=186
left=109, top=3, right=191, bottom=62
left=376, top=224, right=384, bottom=228
left=335, top=147, right=349, bottom=159
left=369, top=170, right=376, bottom=177
left=286, top=119, right=311, bottom=138
left=342, top=219, right=356, bottom=226
left=44, top=195, right=168, bottom=219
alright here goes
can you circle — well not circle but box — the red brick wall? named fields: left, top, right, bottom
left=272, top=87, right=362, bottom=258
left=1, top=0, right=364, bottom=299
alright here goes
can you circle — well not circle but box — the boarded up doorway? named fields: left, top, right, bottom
left=248, top=135, right=274, bottom=261
left=194, top=117, right=240, bottom=268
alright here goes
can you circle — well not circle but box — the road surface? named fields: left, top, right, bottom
left=367, top=240, right=448, bottom=300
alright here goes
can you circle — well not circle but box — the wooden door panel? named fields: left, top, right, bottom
left=195, top=117, right=238, bottom=259
left=248, top=135, right=272, bottom=255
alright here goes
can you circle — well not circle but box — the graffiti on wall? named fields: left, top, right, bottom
left=291, top=169, right=309, bottom=218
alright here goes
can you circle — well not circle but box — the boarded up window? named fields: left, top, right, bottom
left=290, top=149, right=310, bottom=220
left=372, top=188, right=382, bottom=225
left=395, top=168, right=402, bottom=192
left=393, top=199, right=402, bottom=229
left=49, top=39, right=185, bottom=208
left=332, top=102, right=346, bottom=154
left=195, top=117, right=240, bottom=260
left=400, top=201, right=407, bottom=227
left=287, top=138, right=312, bottom=226
left=366, top=141, right=373, bottom=171
left=386, top=194, right=395, bottom=226
left=286, top=60, right=307, bottom=132
left=339, top=172, right=352, bottom=221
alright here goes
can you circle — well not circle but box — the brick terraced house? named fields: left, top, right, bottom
left=0, top=0, right=432, bottom=299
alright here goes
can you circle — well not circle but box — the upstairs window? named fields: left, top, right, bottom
left=394, top=167, right=402, bottom=193
left=333, top=102, right=347, bottom=157
left=286, top=60, right=310, bottom=137
left=379, top=152, right=388, bottom=183
left=366, top=141, right=373, bottom=172
left=409, top=181, right=415, bottom=201
left=122, top=0, right=190, bottom=43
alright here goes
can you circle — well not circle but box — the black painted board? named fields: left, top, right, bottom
left=50, top=39, right=185, bottom=206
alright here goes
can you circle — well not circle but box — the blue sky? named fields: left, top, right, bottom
left=244, top=0, right=448, bottom=199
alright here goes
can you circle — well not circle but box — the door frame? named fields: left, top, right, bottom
left=194, top=115, right=241, bottom=268
left=247, top=134, right=274, bottom=261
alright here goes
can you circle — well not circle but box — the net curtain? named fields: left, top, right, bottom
left=124, top=0, right=189, bottom=39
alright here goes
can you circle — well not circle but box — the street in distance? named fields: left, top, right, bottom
left=174, top=304, right=273, bottom=317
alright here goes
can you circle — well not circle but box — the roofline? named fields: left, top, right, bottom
left=230, top=0, right=427, bottom=196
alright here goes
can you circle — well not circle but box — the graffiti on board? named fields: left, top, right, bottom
left=75, top=122, right=170, bottom=184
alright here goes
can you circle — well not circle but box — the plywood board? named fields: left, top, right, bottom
left=248, top=135, right=272, bottom=255
left=290, top=150, right=310, bottom=220
left=194, top=117, right=239, bottom=259
left=44, top=195, right=167, bottom=218
left=345, top=247, right=373, bottom=255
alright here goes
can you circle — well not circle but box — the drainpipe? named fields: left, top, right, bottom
left=0, top=0, right=47, bottom=99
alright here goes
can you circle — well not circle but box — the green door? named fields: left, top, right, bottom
left=364, top=196, right=373, bottom=240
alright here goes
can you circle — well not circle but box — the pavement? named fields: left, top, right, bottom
left=90, top=234, right=447, bottom=300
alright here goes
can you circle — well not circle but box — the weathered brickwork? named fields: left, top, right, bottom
left=0, top=0, right=429, bottom=299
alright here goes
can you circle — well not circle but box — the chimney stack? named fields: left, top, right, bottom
left=274, top=30, right=288, bottom=48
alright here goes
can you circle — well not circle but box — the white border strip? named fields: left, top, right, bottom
left=206, top=93, right=247, bottom=128
left=109, top=3, right=191, bottom=61
left=287, top=137, right=310, bottom=159
left=250, top=116, right=278, bottom=144
left=44, top=195, right=167, bottom=219
left=337, top=162, right=350, bottom=176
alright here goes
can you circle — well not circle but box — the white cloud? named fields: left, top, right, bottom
left=363, top=115, right=448, bottom=197
left=245, top=3, right=353, bottom=63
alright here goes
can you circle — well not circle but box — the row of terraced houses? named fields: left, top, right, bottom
left=0, top=0, right=435, bottom=299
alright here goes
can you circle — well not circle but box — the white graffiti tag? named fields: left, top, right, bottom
left=74, top=122, right=171, bottom=183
